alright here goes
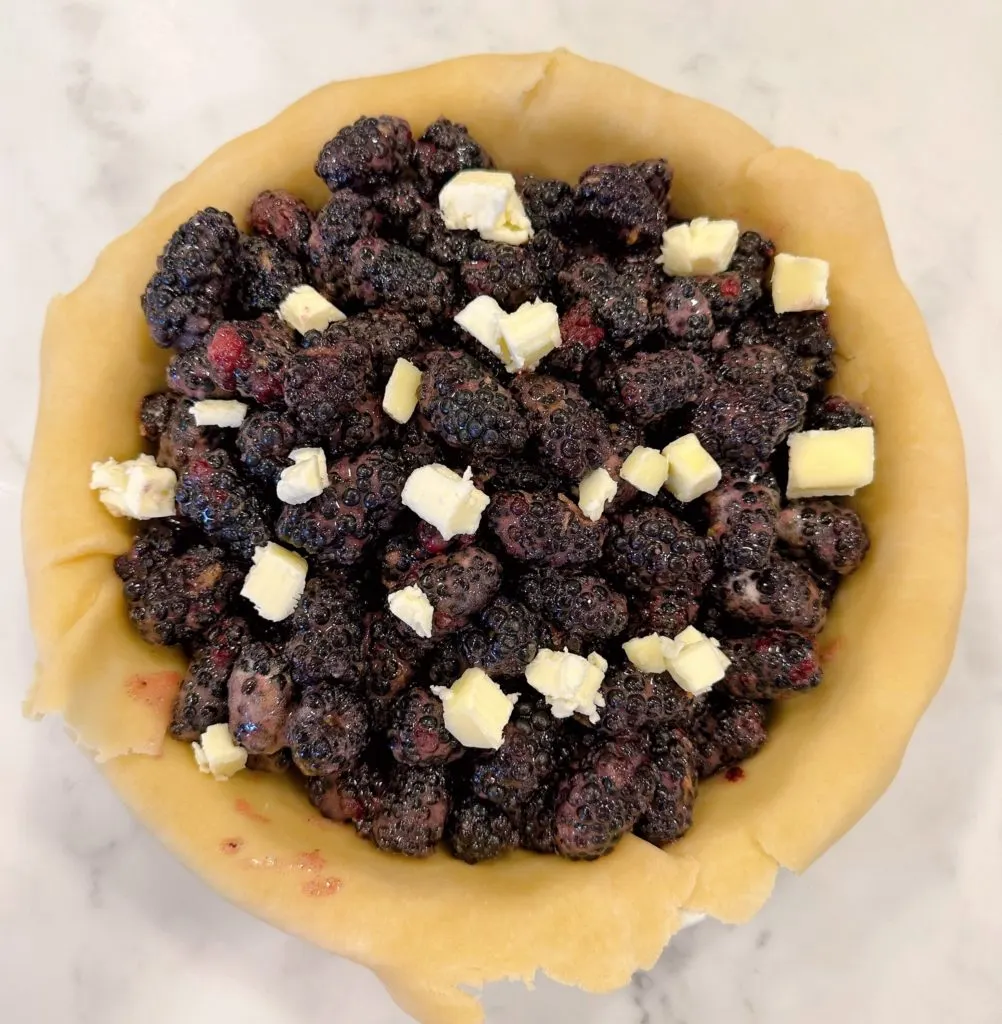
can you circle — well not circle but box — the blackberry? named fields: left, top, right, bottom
left=315, top=115, right=414, bottom=192
left=629, top=588, right=699, bottom=638
left=518, top=784, right=558, bottom=853
left=724, top=630, right=822, bottom=700
left=632, top=158, right=673, bottom=210
left=558, top=255, right=656, bottom=345
left=597, top=349, right=706, bottom=426
left=285, top=683, right=370, bottom=775
left=153, top=396, right=220, bottom=474
left=175, top=449, right=270, bottom=559
left=232, top=235, right=304, bottom=317
left=227, top=641, right=293, bottom=755
left=476, top=457, right=561, bottom=496
left=425, top=631, right=470, bottom=689
left=777, top=501, right=870, bottom=574
left=807, top=394, right=874, bottom=431
left=141, top=207, right=239, bottom=350
left=418, top=350, right=528, bottom=458
left=307, top=189, right=380, bottom=286
left=361, top=612, right=418, bottom=711
left=338, top=395, right=391, bottom=452
left=518, top=567, right=628, bottom=641
left=543, top=299, right=606, bottom=377
left=460, top=596, right=541, bottom=678
left=380, top=532, right=432, bottom=587
left=605, top=508, right=715, bottom=595
left=365, top=764, right=450, bottom=857
left=597, top=666, right=694, bottom=737
left=276, top=447, right=408, bottom=564
left=691, top=379, right=807, bottom=472
left=573, top=163, right=668, bottom=249
left=719, top=557, right=827, bottom=633
left=690, top=693, right=768, bottom=778
left=347, top=237, right=455, bottom=330
left=652, top=278, right=715, bottom=349
left=488, top=491, right=608, bottom=568
left=307, top=761, right=381, bottom=823
left=312, top=308, right=422, bottom=380
left=787, top=354, right=836, bottom=392
left=284, top=339, right=373, bottom=437
left=169, top=617, right=249, bottom=740
left=459, top=239, right=553, bottom=309
left=705, top=475, right=780, bottom=571
left=283, top=575, right=365, bottom=685
left=470, top=698, right=560, bottom=811
left=246, top=750, right=292, bottom=773
left=518, top=175, right=574, bottom=234
left=730, top=231, right=775, bottom=279
left=235, top=410, right=298, bottom=483
left=402, top=546, right=503, bottom=633
left=205, top=315, right=296, bottom=407
left=139, top=392, right=175, bottom=448
left=248, top=189, right=315, bottom=259
left=402, top=199, right=479, bottom=266
left=634, top=729, right=698, bottom=845
left=447, top=796, right=519, bottom=863
left=412, top=117, right=494, bottom=196
left=370, top=180, right=425, bottom=236
left=691, top=270, right=762, bottom=326
left=553, top=736, right=655, bottom=860
left=718, top=344, right=790, bottom=388
left=734, top=308, right=835, bottom=359
left=513, top=374, right=613, bottom=480
left=166, top=346, right=234, bottom=399
left=113, top=519, right=186, bottom=577
left=387, top=687, right=461, bottom=766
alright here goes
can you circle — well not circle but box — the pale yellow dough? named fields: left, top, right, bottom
left=22, top=51, right=967, bottom=1024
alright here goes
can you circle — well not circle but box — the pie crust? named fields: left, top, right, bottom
left=22, top=51, right=967, bottom=1023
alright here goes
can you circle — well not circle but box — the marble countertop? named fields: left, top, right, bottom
left=3, top=2, right=1000, bottom=1021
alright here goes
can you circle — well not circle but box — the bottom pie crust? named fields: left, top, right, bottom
left=22, top=50, right=967, bottom=1024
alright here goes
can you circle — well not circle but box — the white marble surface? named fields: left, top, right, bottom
left=2, top=1, right=1000, bottom=1021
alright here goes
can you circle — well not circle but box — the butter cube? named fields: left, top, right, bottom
left=431, top=668, right=516, bottom=749
left=439, top=170, right=534, bottom=245
left=771, top=253, right=830, bottom=314
left=657, top=217, right=740, bottom=276
left=382, top=358, right=423, bottom=424
left=401, top=464, right=490, bottom=540
left=191, top=399, right=248, bottom=428
left=454, top=294, right=510, bottom=364
left=622, top=634, right=678, bottom=674
left=787, top=427, right=875, bottom=498
left=388, top=584, right=434, bottom=639
left=276, top=447, right=328, bottom=505
left=662, top=433, right=722, bottom=502
left=524, top=648, right=608, bottom=723
left=278, top=284, right=346, bottom=334
left=192, top=724, right=248, bottom=781
left=577, top=467, right=618, bottom=521
left=620, top=446, right=669, bottom=495
left=498, top=299, right=561, bottom=371
left=665, top=638, right=728, bottom=695
left=90, top=453, right=176, bottom=520
left=240, top=542, right=308, bottom=621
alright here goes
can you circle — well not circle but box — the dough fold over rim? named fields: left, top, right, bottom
left=22, top=50, right=967, bottom=1024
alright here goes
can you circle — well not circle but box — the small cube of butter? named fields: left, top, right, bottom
left=662, top=433, right=722, bottom=502
left=622, top=634, right=679, bottom=674
left=276, top=447, right=328, bottom=505
left=431, top=668, right=516, bottom=749
left=498, top=299, right=561, bottom=371
left=786, top=427, right=875, bottom=498
left=657, top=217, right=740, bottom=276
left=401, top=464, right=490, bottom=540
left=577, top=467, right=618, bottom=521
left=439, top=170, right=534, bottom=245
left=771, top=253, right=830, bottom=314
left=382, top=358, right=423, bottom=424
left=454, top=294, right=509, bottom=364
left=192, top=723, right=248, bottom=781
left=90, top=454, right=177, bottom=520
left=620, top=446, right=669, bottom=495
left=524, top=648, right=608, bottom=723
left=240, top=542, right=308, bottom=622
left=665, top=638, right=728, bottom=695
left=278, top=285, right=346, bottom=334
left=388, top=584, right=434, bottom=639
left=191, top=399, right=248, bottom=428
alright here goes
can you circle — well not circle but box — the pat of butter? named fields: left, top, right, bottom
left=524, top=648, right=608, bottom=723
left=498, top=299, right=562, bottom=372
left=665, top=625, right=730, bottom=695
left=662, top=433, right=722, bottom=502
left=191, top=400, right=248, bottom=428
left=240, top=542, right=308, bottom=622
left=278, top=284, right=346, bottom=334
left=620, top=446, right=669, bottom=495
left=786, top=427, right=875, bottom=498
left=192, top=723, right=248, bottom=781
left=90, top=453, right=176, bottom=520
left=577, top=467, right=618, bottom=521
left=622, top=633, right=680, bottom=674
left=388, top=584, right=434, bottom=639
left=401, top=464, right=490, bottom=540
left=382, top=358, right=423, bottom=424
left=771, top=253, right=830, bottom=314
left=657, top=217, right=740, bottom=276
left=431, top=668, right=517, bottom=749
left=439, top=170, right=534, bottom=245
left=454, top=294, right=509, bottom=364
left=276, top=447, right=328, bottom=505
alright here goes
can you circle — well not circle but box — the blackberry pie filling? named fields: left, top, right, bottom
left=91, top=114, right=875, bottom=863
